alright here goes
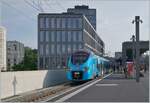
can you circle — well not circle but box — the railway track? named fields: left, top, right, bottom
left=2, top=74, right=107, bottom=102
left=2, top=82, right=71, bottom=102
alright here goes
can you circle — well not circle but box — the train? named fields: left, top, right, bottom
left=66, top=49, right=110, bottom=81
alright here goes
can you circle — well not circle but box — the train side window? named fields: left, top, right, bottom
left=101, top=63, right=103, bottom=69
left=97, top=60, right=99, bottom=69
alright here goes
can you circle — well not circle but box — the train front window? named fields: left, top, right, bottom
left=71, top=51, right=90, bottom=65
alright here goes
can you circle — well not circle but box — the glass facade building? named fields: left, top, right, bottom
left=67, top=5, right=96, bottom=30
left=38, top=12, right=104, bottom=70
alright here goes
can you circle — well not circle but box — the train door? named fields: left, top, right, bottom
left=96, top=59, right=100, bottom=76
left=92, top=58, right=96, bottom=78
left=91, top=58, right=96, bottom=79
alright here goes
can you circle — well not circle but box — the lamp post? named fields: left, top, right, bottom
left=132, top=16, right=143, bottom=82
left=130, top=35, right=136, bottom=62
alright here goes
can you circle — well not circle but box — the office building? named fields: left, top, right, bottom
left=67, top=5, right=96, bottom=30
left=38, top=12, right=104, bottom=70
left=7, top=41, right=24, bottom=70
left=0, top=27, right=6, bottom=71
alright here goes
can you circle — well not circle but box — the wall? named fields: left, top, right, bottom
left=0, top=70, right=68, bottom=99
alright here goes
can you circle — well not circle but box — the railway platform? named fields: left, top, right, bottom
left=62, top=71, right=149, bottom=102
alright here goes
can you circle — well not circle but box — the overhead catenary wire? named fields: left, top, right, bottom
left=24, top=0, right=44, bottom=12
left=38, top=0, right=44, bottom=12
left=1, top=0, right=36, bottom=22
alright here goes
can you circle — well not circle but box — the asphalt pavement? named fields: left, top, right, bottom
left=62, top=72, right=149, bottom=102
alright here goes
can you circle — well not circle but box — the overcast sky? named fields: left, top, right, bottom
left=1, top=0, right=149, bottom=56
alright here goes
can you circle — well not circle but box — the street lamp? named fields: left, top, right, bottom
left=132, top=16, right=143, bottom=82
left=130, top=35, right=136, bottom=62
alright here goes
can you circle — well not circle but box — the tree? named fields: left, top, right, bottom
left=12, top=47, right=38, bottom=71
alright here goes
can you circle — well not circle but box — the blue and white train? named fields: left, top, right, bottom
left=66, top=50, right=110, bottom=81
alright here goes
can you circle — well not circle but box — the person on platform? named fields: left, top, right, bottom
left=123, top=65, right=127, bottom=78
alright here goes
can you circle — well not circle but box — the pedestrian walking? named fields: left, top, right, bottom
left=123, top=66, right=127, bottom=78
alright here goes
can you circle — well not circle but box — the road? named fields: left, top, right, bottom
left=55, top=72, right=149, bottom=102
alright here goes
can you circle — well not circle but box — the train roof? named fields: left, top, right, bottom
left=73, top=49, right=91, bottom=53
left=72, top=49, right=109, bottom=62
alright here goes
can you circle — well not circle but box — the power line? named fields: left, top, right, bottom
left=37, top=0, right=44, bottom=12
left=1, top=0, right=36, bottom=22
left=24, top=0, right=41, bottom=12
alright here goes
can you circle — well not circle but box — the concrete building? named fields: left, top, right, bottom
left=67, top=5, right=96, bottom=30
left=7, top=41, right=24, bottom=70
left=0, top=27, right=6, bottom=71
left=122, top=41, right=149, bottom=62
left=38, top=12, right=104, bottom=70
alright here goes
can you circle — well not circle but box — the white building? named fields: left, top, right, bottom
left=7, top=41, right=24, bottom=70
left=0, top=27, right=6, bottom=71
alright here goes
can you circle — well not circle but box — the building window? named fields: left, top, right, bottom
left=46, top=44, right=49, bottom=55
left=40, top=57, right=43, bottom=69
left=40, top=44, right=43, bottom=55
left=56, top=57, right=61, bottom=69
left=40, top=31, right=45, bottom=42
left=57, top=31, right=61, bottom=42
left=77, top=18, right=82, bottom=28
left=56, top=18, right=61, bottom=28
left=57, top=44, right=61, bottom=55
left=46, top=31, right=49, bottom=42
left=62, top=31, right=66, bottom=42
left=51, top=31, right=55, bottom=42
left=78, top=31, right=82, bottom=41
left=51, top=44, right=55, bottom=54
left=73, top=44, right=76, bottom=52
left=67, top=18, right=72, bottom=28
left=50, top=18, right=55, bottom=28
left=61, top=57, right=66, bottom=68
left=72, top=18, right=76, bottom=28
left=45, top=18, right=49, bottom=28
left=14, top=58, right=16, bottom=63
left=45, top=57, right=49, bottom=69
left=40, top=17, right=45, bottom=28
left=68, top=31, right=71, bottom=42
left=51, top=57, right=56, bottom=68
left=13, top=44, right=17, bottom=51
left=73, top=31, right=76, bottom=42
left=78, top=44, right=83, bottom=49
left=62, top=18, right=66, bottom=28
left=62, top=44, right=65, bottom=54
left=67, top=44, right=71, bottom=53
